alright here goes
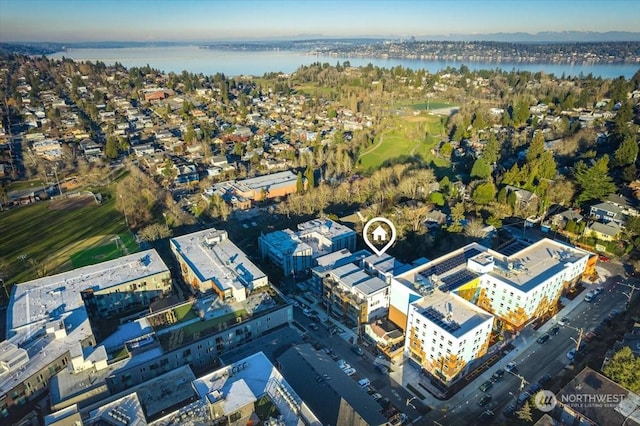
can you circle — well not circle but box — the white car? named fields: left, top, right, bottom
left=505, top=361, right=517, bottom=373
left=343, top=367, right=356, bottom=376
left=340, top=363, right=352, bottom=371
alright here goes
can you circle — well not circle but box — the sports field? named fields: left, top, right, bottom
left=357, top=114, right=450, bottom=171
left=0, top=194, right=134, bottom=287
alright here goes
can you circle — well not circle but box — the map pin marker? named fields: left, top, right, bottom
left=363, top=217, right=397, bottom=257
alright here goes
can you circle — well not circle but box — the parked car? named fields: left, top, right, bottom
left=549, top=325, right=560, bottom=335
left=559, top=317, right=570, bottom=326
left=517, top=391, right=532, bottom=405
left=343, top=367, right=356, bottom=376
left=308, top=323, right=319, bottom=331
left=598, top=255, right=610, bottom=262
left=503, top=405, right=515, bottom=417
left=379, top=397, right=392, bottom=409
left=538, top=373, right=552, bottom=386
left=584, top=291, right=595, bottom=302
left=505, top=361, right=517, bottom=373
left=479, top=409, right=495, bottom=422
left=358, top=378, right=371, bottom=388
left=371, top=392, right=383, bottom=401
left=478, top=393, right=492, bottom=406
left=584, top=331, right=597, bottom=342
left=491, top=369, right=505, bottom=382
left=479, top=380, right=494, bottom=392
left=352, top=346, right=364, bottom=356
left=594, top=286, right=604, bottom=295
left=528, top=383, right=542, bottom=395
left=537, top=334, right=550, bottom=344
left=608, top=309, right=622, bottom=319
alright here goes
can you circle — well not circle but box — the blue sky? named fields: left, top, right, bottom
left=1, top=0, right=639, bottom=42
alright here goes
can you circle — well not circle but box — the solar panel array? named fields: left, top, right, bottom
left=422, top=306, right=461, bottom=333
left=496, top=241, right=528, bottom=256
left=418, top=248, right=483, bottom=282
left=439, top=269, right=478, bottom=292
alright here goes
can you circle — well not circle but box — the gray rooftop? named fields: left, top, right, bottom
left=171, top=229, right=266, bottom=293
left=412, top=290, right=494, bottom=338
left=2, top=250, right=168, bottom=396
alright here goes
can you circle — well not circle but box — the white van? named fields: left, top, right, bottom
left=358, top=378, right=371, bottom=388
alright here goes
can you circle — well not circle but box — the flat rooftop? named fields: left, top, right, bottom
left=297, top=218, right=356, bottom=240
left=260, top=229, right=311, bottom=255
left=171, top=229, right=265, bottom=292
left=2, top=250, right=168, bottom=396
left=399, top=239, right=590, bottom=294
left=412, top=290, right=493, bottom=338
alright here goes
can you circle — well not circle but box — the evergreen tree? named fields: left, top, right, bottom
left=516, top=401, right=533, bottom=422
left=296, top=171, right=304, bottom=193
left=305, top=166, right=315, bottom=190
left=447, top=203, right=465, bottom=233
left=574, top=156, right=617, bottom=203
left=483, top=133, right=500, bottom=165
left=472, top=182, right=496, bottom=205
left=470, top=158, right=492, bottom=180
left=613, top=133, right=639, bottom=168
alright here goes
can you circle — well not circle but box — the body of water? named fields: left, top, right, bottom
left=48, top=45, right=639, bottom=79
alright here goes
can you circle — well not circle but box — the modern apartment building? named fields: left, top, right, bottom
left=259, top=218, right=357, bottom=275
left=171, top=228, right=268, bottom=300
left=405, top=290, right=494, bottom=384
left=1, top=250, right=170, bottom=421
left=392, top=239, right=593, bottom=333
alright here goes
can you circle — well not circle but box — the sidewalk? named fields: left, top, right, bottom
left=395, top=266, right=612, bottom=411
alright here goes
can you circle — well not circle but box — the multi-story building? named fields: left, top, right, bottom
left=0, top=250, right=170, bottom=421
left=171, top=229, right=268, bottom=300
left=392, top=239, right=594, bottom=334
left=259, top=218, right=357, bottom=275
left=210, top=170, right=298, bottom=205
left=46, top=351, right=320, bottom=426
left=405, top=290, right=494, bottom=384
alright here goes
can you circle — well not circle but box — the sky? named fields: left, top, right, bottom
left=1, top=0, right=639, bottom=43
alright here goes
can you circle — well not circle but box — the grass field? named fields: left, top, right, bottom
left=0, top=194, right=130, bottom=288
left=357, top=115, right=450, bottom=171
left=393, top=99, right=455, bottom=111
left=69, top=232, right=138, bottom=268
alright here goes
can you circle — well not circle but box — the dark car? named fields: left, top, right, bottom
left=503, top=405, right=515, bottom=417
left=538, top=373, right=552, bottom=386
left=379, top=397, right=391, bottom=409
left=608, top=309, right=622, bottom=319
left=584, top=331, right=597, bottom=342
left=528, top=383, right=542, bottom=395
left=478, top=393, right=492, bottom=406
left=351, top=346, right=364, bottom=356
left=479, top=380, right=493, bottom=392
left=536, top=334, right=550, bottom=344
left=549, top=325, right=560, bottom=335
left=491, top=369, right=505, bottom=382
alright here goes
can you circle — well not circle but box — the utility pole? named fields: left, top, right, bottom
left=53, top=166, right=63, bottom=197
left=617, top=281, right=640, bottom=310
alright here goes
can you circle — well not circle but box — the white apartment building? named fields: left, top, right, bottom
left=392, top=239, right=593, bottom=333
left=171, top=229, right=268, bottom=301
left=406, top=290, right=494, bottom=383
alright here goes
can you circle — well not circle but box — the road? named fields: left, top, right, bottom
left=423, top=268, right=636, bottom=426
left=292, top=307, right=426, bottom=421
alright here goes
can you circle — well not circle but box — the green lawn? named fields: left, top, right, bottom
left=393, top=99, right=455, bottom=111
left=174, top=303, right=198, bottom=323
left=181, top=309, right=247, bottom=340
left=7, top=179, right=45, bottom=192
left=357, top=116, right=449, bottom=171
left=70, top=232, right=138, bottom=268
left=0, top=194, right=129, bottom=289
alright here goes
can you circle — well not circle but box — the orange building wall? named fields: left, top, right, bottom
left=389, top=305, right=408, bottom=331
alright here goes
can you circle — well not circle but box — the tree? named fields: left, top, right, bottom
left=472, top=182, right=496, bottom=205
left=430, top=192, right=445, bottom=207
left=470, top=158, right=492, bottom=180
left=613, top=133, right=639, bottom=168
left=105, top=136, right=120, bottom=159
left=573, top=155, right=617, bottom=204
left=526, top=131, right=545, bottom=163
left=447, top=203, right=465, bottom=233
left=464, top=218, right=488, bottom=239
left=138, top=223, right=172, bottom=242
left=483, top=134, right=500, bottom=165
left=516, top=401, right=534, bottom=422
left=602, top=346, right=640, bottom=393
left=512, top=98, right=530, bottom=126
left=305, top=166, right=315, bottom=190
left=296, top=171, right=304, bottom=193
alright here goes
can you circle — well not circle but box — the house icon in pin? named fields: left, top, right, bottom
left=372, top=225, right=388, bottom=242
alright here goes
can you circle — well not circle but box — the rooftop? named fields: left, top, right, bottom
left=171, top=229, right=266, bottom=294
left=411, top=290, right=494, bottom=338
left=260, top=229, right=311, bottom=256
left=2, top=250, right=168, bottom=396
left=556, top=367, right=640, bottom=426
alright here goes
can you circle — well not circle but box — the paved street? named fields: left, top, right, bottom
left=415, top=265, right=637, bottom=425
